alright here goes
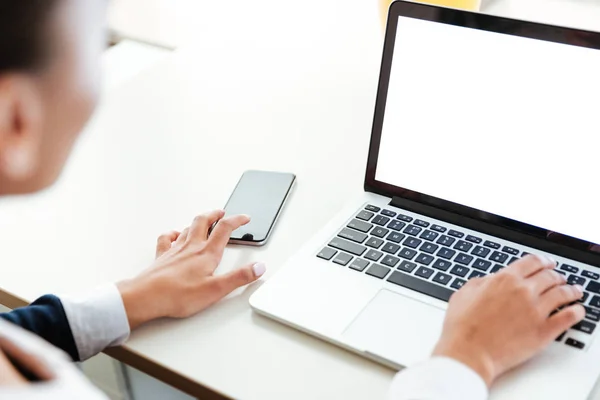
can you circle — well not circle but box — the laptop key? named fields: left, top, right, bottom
left=431, top=224, right=447, bottom=233
left=590, top=295, right=600, bottom=308
left=415, top=266, right=434, bottom=279
left=404, top=237, right=422, bottom=249
left=584, top=306, right=600, bottom=322
left=555, top=332, right=566, bottom=342
left=317, top=247, right=337, bottom=260
left=448, top=230, right=465, bottom=238
left=388, top=220, right=406, bottom=231
left=450, top=278, right=466, bottom=290
left=437, top=235, right=456, bottom=247
left=337, top=228, right=367, bottom=244
left=365, top=205, right=380, bottom=212
left=579, top=292, right=589, bottom=304
left=508, top=256, right=519, bottom=265
left=396, top=214, right=413, bottom=222
left=381, top=255, right=400, bottom=268
left=356, top=210, right=374, bottom=221
left=403, top=225, right=422, bottom=236
left=420, top=242, right=439, bottom=254
left=387, top=232, right=406, bottom=243
left=372, top=227, right=390, bottom=238
left=582, top=271, right=600, bottom=281
left=490, top=264, right=504, bottom=274
left=450, top=265, right=469, bottom=277
left=483, top=240, right=500, bottom=249
left=364, top=250, right=383, bottom=262
left=469, top=270, right=486, bottom=279
left=398, top=248, right=417, bottom=260
left=333, top=252, right=353, bottom=266
left=381, top=209, right=396, bottom=217
left=556, top=270, right=566, bottom=275
left=565, top=338, right=585, bottom=350
left=473, top=258, right=492, bottom=271
left=372, top=215, right=390, bottom=226
left=387, top=271, right=454, bottom=302
left=433, top=272, right=452, bottom=285
left=420, top=230, right=439, bottom=241
left=415, top=254, right=435, bottom=266
left=349, top=258, right=369, bottom=272
left=382, top=242, right=401, bottom=255
left=465, top=235, right=482, bottom=244
left=471, top=246, right=490, bottom=257
left=366, top=264, right=391, bottom=279
left=568, top=275, right=586, bottom=286
left=433, top=259, right=452, bottom=271
left=414, top=219, right=430, bottom=228
left=490, top=251, right=509, bottom=264
left=437, top=248, right=456, bottom=260
left=561, top=264, right=579, bottom=274
left=572, top=320, right=596, bottom=334
left=365, top=237, right=384, bottom=248
left=454, top=240, right=473, bottom=252
left=398, top=260, right=417, bottom=273
left=582, top=270, right=598, bottom=282
left=586, top=282, right=600, bottom=294
left=502, top=246, right=520, bottom=255
left=328, top=238, right=367, bottom=256
left=455, top=253, right=474, bottom=266
left=347, top=219, right=372, bottom=233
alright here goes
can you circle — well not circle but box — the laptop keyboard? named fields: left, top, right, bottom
left=317, top=204, right=598, bottom=351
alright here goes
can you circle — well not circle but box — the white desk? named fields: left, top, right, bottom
left=3, top=0, right=600, bottom=399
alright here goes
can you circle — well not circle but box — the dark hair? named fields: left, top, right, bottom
left=0, top=0, right=59, bottom=72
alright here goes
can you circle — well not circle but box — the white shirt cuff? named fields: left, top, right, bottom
left=387, top=357, right=488, bottom=400
left=60, top=283, right=131, bottom=361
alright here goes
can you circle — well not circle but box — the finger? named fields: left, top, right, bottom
left=209, top=262, right=266, bottom=300
left=528, top=268, right=566, bottom=295
left=188, top=210, right=225, bottom=242
left=509, top=254, right=556, bottom=278
left=174, top=227, right=189, bottom=246
left=540, top=284, right=584, bottom=314
left=156, top=231, right=180, bottom=258
left=208, top=214, right=251, bottom=249
left=542, top=303, right=585, bottom=343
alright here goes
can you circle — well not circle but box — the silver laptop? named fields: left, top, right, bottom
left=250, top=2, right=600, bottom=398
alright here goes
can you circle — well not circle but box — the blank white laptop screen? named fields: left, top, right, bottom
left=376, top=16, right=600, bottom=246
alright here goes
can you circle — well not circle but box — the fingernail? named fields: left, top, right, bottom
left=243, top=214, right=251, bottom=220
left=574, top=285, right=584, bottom=293
left=252, top=262, right=266, bottom=277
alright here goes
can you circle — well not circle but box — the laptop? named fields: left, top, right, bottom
left=250, top=2, right=600, bottom=398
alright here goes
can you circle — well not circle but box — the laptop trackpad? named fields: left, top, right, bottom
left=342, top=289, right=445, bottom=367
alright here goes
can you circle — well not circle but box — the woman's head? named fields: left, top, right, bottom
left=0, top=0, right=107, bottom=194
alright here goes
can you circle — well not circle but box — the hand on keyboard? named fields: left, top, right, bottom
left=432, top=254, right=585, bottom=387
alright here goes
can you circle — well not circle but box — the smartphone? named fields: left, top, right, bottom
left=223, top=170, right=296, bottom=246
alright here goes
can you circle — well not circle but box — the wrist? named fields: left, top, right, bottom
left=432, top=338, right=496, bottom=387
left=117, top=277, right=163, bottom=330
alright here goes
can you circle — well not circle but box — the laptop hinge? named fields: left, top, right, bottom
left=389, top=196, right=600, bottom=268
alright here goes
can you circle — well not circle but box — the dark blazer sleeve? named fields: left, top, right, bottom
left=0, top=295, right=80, bottom=361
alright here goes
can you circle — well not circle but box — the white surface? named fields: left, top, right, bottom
left=377, top=15, right=600, bottom=245
left=2, top=0, right=600, bottom=399
left=102, top=40, right=171, bottom=94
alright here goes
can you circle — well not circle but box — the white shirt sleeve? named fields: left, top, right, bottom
left=387, top=357, right=489, bottom=400
left=59, top=283, right=131, bottom=361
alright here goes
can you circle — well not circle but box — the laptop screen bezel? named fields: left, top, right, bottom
left=364, top=1, right=600, bottom=265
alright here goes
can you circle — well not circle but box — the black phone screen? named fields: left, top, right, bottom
left=224, top=170, right=295, bottom=244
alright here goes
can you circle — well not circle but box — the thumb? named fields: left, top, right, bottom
left=211, top=262, right=266, bottom=298
left=544, top=304, right=585, bottom=342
